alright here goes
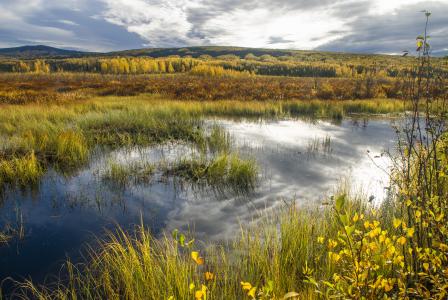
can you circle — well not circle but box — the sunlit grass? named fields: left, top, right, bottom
left=164, top=153, right=258, bottom=194
left=0, top=152, right=43, bottom=188
left=15, top=193, right=371, bottom=300
left=101, top=160, right=155, bottom=188
left=0, top=95, right=406, bottom=190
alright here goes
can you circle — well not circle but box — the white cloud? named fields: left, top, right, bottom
left=100, top=0, right=349, bottom=48
left=368, top=0, right=425, bottom=15
left=98, top=0, right=446, bottom=50
left=0, top=0, right=446, bottom=53
left=58, top=20, right=79, bottom=26
left=101, top=0, right=200, bottom=47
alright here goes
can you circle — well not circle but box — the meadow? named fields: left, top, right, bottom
left=0, top=44, right=447, bottom=300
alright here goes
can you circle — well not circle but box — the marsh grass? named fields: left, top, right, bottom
left=306, top=136, right=332, bottom=156
left=164, top=153, right=258, bottom=195
left=0, top=231, right=11, bottom=244
left=0, top=152, right=42, bottom=188
left=14, top=194, right=372, bottom=300
left=102, top=160, right=155, bottom=188
left=206, top=125, right=232, bottom=154
left=0, top=95, right=405, bottom=191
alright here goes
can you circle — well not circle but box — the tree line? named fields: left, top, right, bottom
left=0, top=55, right=446, bottom=78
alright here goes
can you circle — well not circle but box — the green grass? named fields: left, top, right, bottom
left=0, top=152, right=42, bottom=188
left=101, top=160, right=155, bottom=188
left=0, top=95, right=405, bottom=190
left=15, top=192, right=372, bottom=299
left=206, top=125, right=232, bottom=154
left=163, top=153, right=258, bottom=194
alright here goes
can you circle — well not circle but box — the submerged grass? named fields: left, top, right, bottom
left=0, top=232, right=11, bottom=244
left=206, top=125, right=232, bottom=154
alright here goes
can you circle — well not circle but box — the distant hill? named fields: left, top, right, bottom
left=0, top=45, right=91, bottom=58
left=108, top=46, right=304, bottom=58
left=0, top=45, right=332, bottom=59
left=1, top=45, right=436, bottom=59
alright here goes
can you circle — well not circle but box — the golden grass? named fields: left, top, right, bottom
left=13, top=193, right=371, bottom=299
left=0, top=95, right=406, bottom=191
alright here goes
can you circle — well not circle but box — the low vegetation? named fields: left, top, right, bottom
left=101, top=160, right=155, bottom=188
left=12, top=126, right=448, bottom=299
left=1, top=13, right=447, bottom=300
left=163, top=153, right=258, bottom=195
left=0, top=95, right=408, bottom=191
left=0, top=72, right=411, bottom=104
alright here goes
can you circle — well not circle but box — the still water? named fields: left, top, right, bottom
left=0, top=117, right=396, bottom=288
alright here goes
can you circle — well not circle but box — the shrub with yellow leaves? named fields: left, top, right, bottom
left=306, top=194, right=409, bottom=299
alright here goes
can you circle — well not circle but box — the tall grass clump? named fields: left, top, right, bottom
left=80, top=108, right=205, bottom=148
left=227, top=155, right=258, bottom=194
left=16, top=227, right=197, bottom=299
left=13, top=194, right=370, bottom=300
left=101, top=160, right=155, bottom=188
left=54, top=130, right=89, bottom=168
left=164, top=153, right=258, bottom=195
left=206, top=125, right=232, bottom=153
left=0, top=152, right=43, bottom=188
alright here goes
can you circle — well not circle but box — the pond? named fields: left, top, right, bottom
left=0, top=117, right=397, bottom=291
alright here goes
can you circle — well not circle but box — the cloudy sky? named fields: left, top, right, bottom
left=0, top=0, right=447, bottom=55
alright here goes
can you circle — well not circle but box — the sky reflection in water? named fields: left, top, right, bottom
left=0, top=117, right=396, bottom=286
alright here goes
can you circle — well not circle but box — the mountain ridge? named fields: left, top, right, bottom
left=0, top=45, right=411, bottom=59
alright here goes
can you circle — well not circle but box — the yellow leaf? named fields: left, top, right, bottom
left=364, top=221, right=370, bottom=229
left=423, top=263, right=429, bottom=271
left=195, top=290, right=204, bottom=300
left=317, top=236, right=324, bottom=244
left=393, top=218, right=401, bottom=228
left=191, top=251, right=199, bottom=261
left=248, top=287, right=257, bottom=299
left=205, top=271, right=214, bottom=281
left=189, top=283, right=196, bottom=292
left=327, top=239, right=338, bottom=249
left=283, top=292, right=300, bottom=299
left=191, top=251, right=204, bottom=265
left=329, top=252, right=341, bottom=262
left=415, top=211, right=421, bottom=218
left=195, top=285, right=207, bottom=300
left=241, top=282, right=252, bottom=291
left=397, top=236, right=407, bottom=245
left=407, top=228, right=415, bottom=237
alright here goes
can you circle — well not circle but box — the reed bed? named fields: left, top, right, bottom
left=0, top=95, right=405, bottom=191
left=163, top=153, right=258, bottom=195
left=11, top=193, right=375, bottom=300
left=101, top=160, right=155, bottom=188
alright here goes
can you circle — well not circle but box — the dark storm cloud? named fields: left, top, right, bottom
left=331, top=0, right=372, bottom=18
left=0, top=0, right=446, bottom=54
left=0, top=0, right=146, bottom=51
left=318, top=2, right=448, bottom=55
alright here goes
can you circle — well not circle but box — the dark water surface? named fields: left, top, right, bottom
left=0, top=117, right=396, bottom=291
